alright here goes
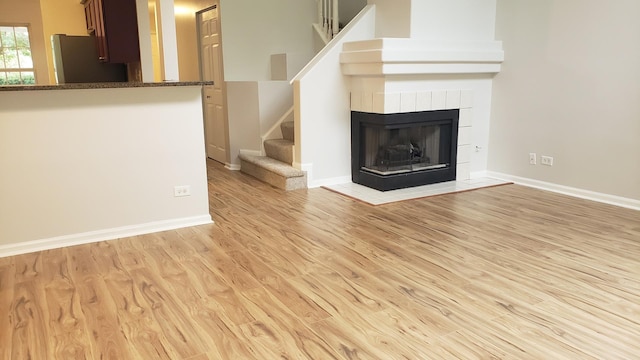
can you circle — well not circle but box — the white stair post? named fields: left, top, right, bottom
left=323, top=0, right=328, bottom=34
left=315, top=0, right=340, bottom=42
left=327, top=0, right=332, bottom=38
left=332, top=0, right=339, bottom=37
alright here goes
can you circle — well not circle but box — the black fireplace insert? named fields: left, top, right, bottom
left=351, top=109, right=459, bottom=191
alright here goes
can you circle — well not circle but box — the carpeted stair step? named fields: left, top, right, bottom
left=239, top=153, right=307, bottom=191
left=264, top=139, right=294, bottom=164
left=281, top=121, right=294, bottom=142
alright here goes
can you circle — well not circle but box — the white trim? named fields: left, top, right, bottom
left=470, top=170, right=488, bottom=179
left=341, top=63, right=502, bottom=76
left=261, top=106, right=294, bottom=143
left=225, top=163, right=241, bottom=171
left=308, top=175, right=352, bottom=189
left=0, top=215, right=213, bottom=258
left=239, top=149, right=263, bottom=157
left=294, top=162, right=314, bottom=187
left=340, top=38, right=504, bottom=76
left=486, top=171, right=640, bottom=211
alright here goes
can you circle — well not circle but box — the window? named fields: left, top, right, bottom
left=0, top=26, right=35, bottom=85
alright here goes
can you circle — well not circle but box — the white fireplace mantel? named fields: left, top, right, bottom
left=340, top=38, right=504, bottom=75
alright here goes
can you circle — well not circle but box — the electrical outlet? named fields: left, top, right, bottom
left=529, top=153, right=537, bottom=165
left=174, top=185, right=191, bottom=197
left=541, top=156, right=554, bottom=166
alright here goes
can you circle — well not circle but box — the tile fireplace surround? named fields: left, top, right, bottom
left=340, top=38, right=504, bottom=191
left=351, top=89, right=474, bottom=181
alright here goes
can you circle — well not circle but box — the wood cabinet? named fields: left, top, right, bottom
left=82, top=0, right=140, bottom=64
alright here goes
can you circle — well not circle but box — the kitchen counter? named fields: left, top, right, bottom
left=0, top=81, right=213, bottom=92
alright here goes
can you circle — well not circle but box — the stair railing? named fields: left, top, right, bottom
left=318, top=0, right=339, bottom=40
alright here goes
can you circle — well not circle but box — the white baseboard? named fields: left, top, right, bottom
left=294, top=162, right=314, bottom=187
left=309, top=175, right=352, bottom=189
left=470, top=170, right=489, bottom=179
left=239, top=149, right=263, bottom=157
left=294, top=163, right=351, bottom=189
left=486, top=171, right=640, bottom=211
left=0, top=215, right=213, bottom=258
left=225, top=163, right=241, bottom=171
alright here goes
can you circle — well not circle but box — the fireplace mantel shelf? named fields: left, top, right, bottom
left=340, top=38, right=504, bottom=76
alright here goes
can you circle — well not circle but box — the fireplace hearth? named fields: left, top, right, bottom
left=351, top=109, right=459, bottom=191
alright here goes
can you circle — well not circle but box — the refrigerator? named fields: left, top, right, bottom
left=51, top=34, right=127, bottom=84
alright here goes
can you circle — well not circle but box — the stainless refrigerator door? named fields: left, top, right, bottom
left=51, top=34, right=127, bottom=84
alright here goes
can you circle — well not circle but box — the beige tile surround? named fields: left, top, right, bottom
left=351, top=88, right=474, bottom=181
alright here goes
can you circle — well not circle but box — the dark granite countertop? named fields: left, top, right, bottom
left=0, top=81, right=213, bottom=92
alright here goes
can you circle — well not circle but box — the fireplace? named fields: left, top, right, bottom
left=351, top=109, right=459, bottom=191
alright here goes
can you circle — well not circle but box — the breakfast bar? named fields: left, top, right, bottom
left=0, top=82, right=213, bottom=256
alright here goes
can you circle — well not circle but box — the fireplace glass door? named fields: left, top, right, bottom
left=362, top=122, right=452, bottom=176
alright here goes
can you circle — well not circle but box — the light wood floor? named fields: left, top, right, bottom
left=1, top=160, right=639, bottom=359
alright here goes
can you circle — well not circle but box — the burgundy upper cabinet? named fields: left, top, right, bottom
left=82, top=0, right=140, bottom=63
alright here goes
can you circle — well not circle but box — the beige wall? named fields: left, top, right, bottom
left=410, top=0, right=496, bottom=41
left=340, top=0, right=367, bottom=25
left=144, top=0, right=216, bottom=82
left=148, top=1, right=163, bottom=82
left=40, top=0, right=87, bottom=84
left=174, top=0, right=200, bottom=81
left=220, top=0, right=317, bottom=81
left=489, top=0, right=640, bottom=200
left=0, top=0, right=49, bottom=84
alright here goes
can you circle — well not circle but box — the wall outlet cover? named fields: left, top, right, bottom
left=174, top=185, right=191, bottom=197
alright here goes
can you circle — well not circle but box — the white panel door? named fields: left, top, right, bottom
left=199, top=5, right=227, bottom=164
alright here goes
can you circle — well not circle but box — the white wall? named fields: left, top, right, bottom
left=367, top=0, right=410, bottom=38
left=410, top=0, right=496, bottom=41
left=0, top=86, right=211, bottom=256
left=489, top=0, right=640, bottom=201
left=227, top=82, right=261, bottom=165
left=258, top=81, right=293, bottom=135
left=220, top=0, right=317, bottom=81
left=156, top=0, right=180, bottom=81
left=295, top=5, right=377, bottom=186
left=227, top=81, right=292, bottom=166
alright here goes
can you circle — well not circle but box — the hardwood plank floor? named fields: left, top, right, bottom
left=1, top=159, right=639, bottom=359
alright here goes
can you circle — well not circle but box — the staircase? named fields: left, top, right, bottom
left=235, top=0, right=366, bottom=190
left=239, top=121, right=307, bottom=191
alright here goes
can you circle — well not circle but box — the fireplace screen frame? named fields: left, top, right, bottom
left=351, top=109, right=459, bottom=191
